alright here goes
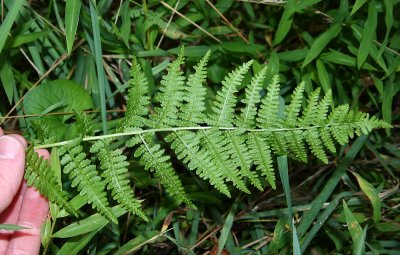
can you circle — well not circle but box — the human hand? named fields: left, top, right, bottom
left=0, top=128, right=49, bottom=255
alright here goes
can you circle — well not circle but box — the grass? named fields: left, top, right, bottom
left=0, top=0, right=399, bottom=254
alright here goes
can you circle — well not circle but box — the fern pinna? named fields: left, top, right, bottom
left=25, top=48, right=390, bottom=222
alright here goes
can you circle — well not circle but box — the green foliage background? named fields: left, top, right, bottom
left=0, top=0, right=399, bottom=254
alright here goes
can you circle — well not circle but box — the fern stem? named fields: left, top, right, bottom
left=33, top=122, right=380, bottom=149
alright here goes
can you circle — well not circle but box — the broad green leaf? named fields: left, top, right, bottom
left=343, top=200, right=365, bottom=255
left=352, top=172, right=381, bottom=223
left=4, top=31, right=48, bottom=49
left=316, top=59, right=331, bottom=93
left=320, top=50, right=376, bottom=71
left=269, top=217, right=290, bottom=252
left=114, top=231, right=162, bottom=255
left=53, top=206, right=126, bottom=238
left=357, top=1, right=377, bottom=69
left=0, top=52, right=16, bottom=103
left=302, top=23, right=341, bottom=67
left=23, top=79, right=93, bottom=122
left=274, top=6, right=294, bottom=45
left=0, top=0, right=25, bottom=54
left=351, top=0, right=367, bottom=15
left=0, top=223, right=28, bottom=230
left=23, top=79, right=93, bottom=140
left=65, top=0, right=82, bottom=54
left=57, top=230, right=98, bottom=255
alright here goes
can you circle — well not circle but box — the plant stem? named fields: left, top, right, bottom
left=33, top=122, right=377, bottom=149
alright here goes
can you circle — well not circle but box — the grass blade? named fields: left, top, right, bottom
left=300, top=191, right=356, bottom=252
left=218, top=197, right=239, bottom=255
left=342, top=200, right=365, bottom=255
left=297, top=136, right=368, bottom=238
left=351, top=172, right=381, bottom=223
left=350, top=0, right=367, bottom=15
left=302, top=23, right=341, bottom=67
left=316, top=59, right=331, bottom=93
left=0, top=0, right=25, bottom=55
left=357, top=1, right=377, bottom=69
left=89, top=1, right=108, bottom=134
left=65, top=0, right=82, bottom=54
left=277, top=156, right=301, bottom=254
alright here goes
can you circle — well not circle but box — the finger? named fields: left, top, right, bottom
left=5, top=149, right=50, bottom=255
left=5, top=186, right=49, bottom=255
left=0, top=183, right=27, bottom=255
left=0, top=136, right=26, bottom=212
left=8, top=134, right=27, bottom=148
left=0, top=128, right=3, bottom=136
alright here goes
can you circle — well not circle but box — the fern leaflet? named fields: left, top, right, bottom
left=25, top=146, right=77, bottom=216
left=58, top=137, right=116, bottom=222
left=90, top=139, right=148, bottom=221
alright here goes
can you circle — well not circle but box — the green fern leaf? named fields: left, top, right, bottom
left=315, top=89, right=332, bottom=125
left=305, top=129, right=328, bottom=163
left=165, top=131, right=231, bottom=197
left=285, top=81, right=305, bottom=127
left=147, top=47, right=185, bottom=128
left=246, top=133, right=275, bottom=189
left=257, top=74, right=281, bottom=128
left=133, top=134, right=194, bottom=207
left=119, top=57, right=150, bottom=130
left=301, top=88, right=321, bottom=126
left=225, top=130, right=263, bottom=190
left=286, top=130, right=307, bottom=162
left=266, top=132, right=289, bottom=156
left=200, top=130, right=250, bottom=193
left=58, top=137, right=117, bottom=222
left=207, top=60, right=253, bottom=127
left=236, top=66, right=268, bottom=128
left=90, top=139, right=149, bottom=221
left=25, top=146, right=77, bottom=216
left=74, top=110, right=95, bottom=136
left=178, top=51, right=210, bottom=126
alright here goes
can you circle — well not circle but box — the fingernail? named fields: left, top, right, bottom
left=0, top=136, right=21, bottom=159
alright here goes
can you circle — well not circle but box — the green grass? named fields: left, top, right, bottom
left=0, top=0, right=399, bottom=254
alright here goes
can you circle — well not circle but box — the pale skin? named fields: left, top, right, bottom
left=0, top=127, right=49, bottom=255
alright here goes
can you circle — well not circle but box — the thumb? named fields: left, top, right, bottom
left=0, top=136, right=26, bottom=213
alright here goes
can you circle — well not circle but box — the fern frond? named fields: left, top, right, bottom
left=200, top=130, right=250, bottom=193
left=236, top=66, right=268, bottom=128
left=179, top=51, right=210, bottom=126
left=119, top=57, right=150, bottom=131
left=25, top=146, right=77, bottom=216
left=246, top=133, right=275, bottom=189
left=315, top=89, right=332, bottom=125
left=90, top=140, right=148, bottom=221
left=165, top=131, right=230, bottom=196
left=30, top=119, right=56, bottom=144
left=257, top=74, right=281, bottom=128
left=207, top=60, right=253, bottom=127
left=74, top=110, right=95, bottom=136
left=58, top=137, right=116, bottom=222
left=285, top=81, right=305, bottom=127
left=305, top=129, right=328, bottom=163
left=132, top=134, right=194, bottom=207
left=148, top=47, right=186, bottom=128
left=286, top=130, right=307, bottom=162
left=226, top=130, right=263, bottom=190
left=301, top=88, right=321, bottom=126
